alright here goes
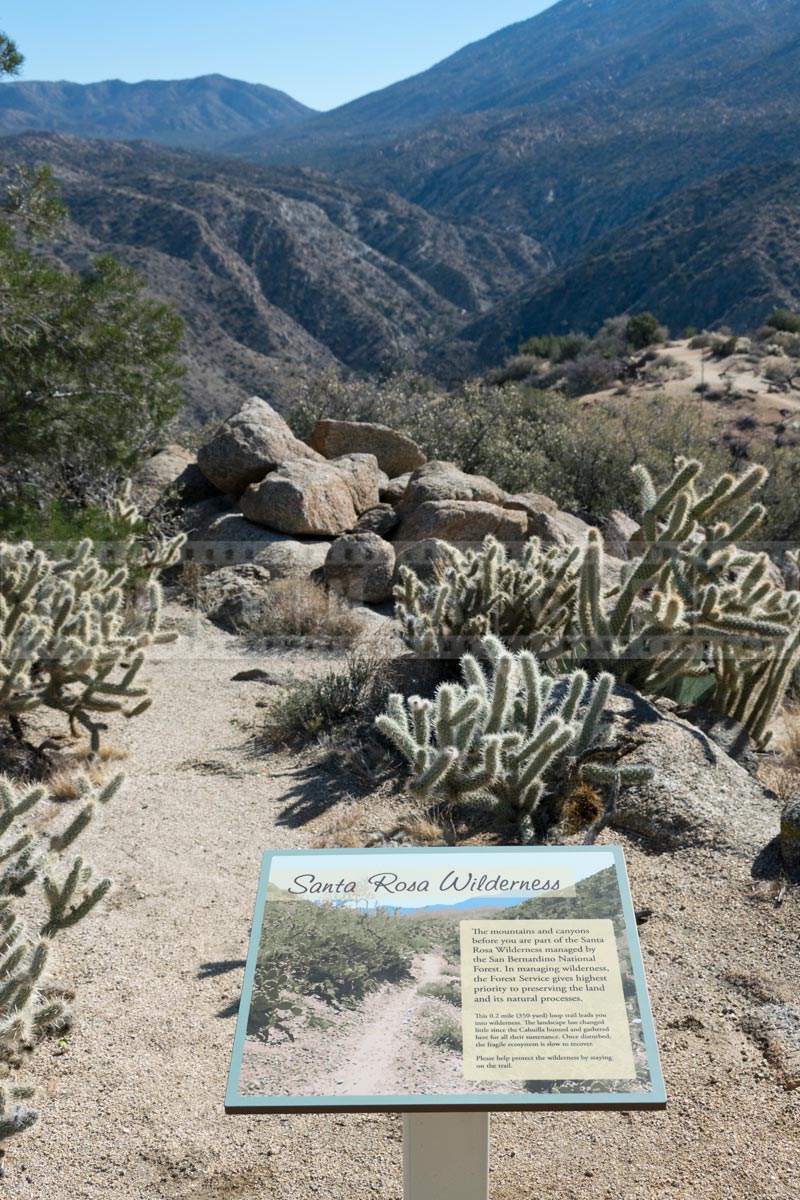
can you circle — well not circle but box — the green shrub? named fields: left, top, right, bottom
left=626, top=311, right=665, bottom=350
left=767, top=309, right=800, bottom=335
left=257, top=900, right=414, bottom=1008
left=260, top=643, right=394, bottom=747
left=423, top=1013, right=463, bottom=1052
left=518, top=332, right=589, bottom=362
left=418, top=980, right=461, bottom=1005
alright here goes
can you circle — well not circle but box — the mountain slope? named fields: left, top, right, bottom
left=0, top=75, right=315, bottom=150
left=2, top=133, right=547, bottom=422
left=229, top=0, right=800, bottom=164
left=441, top=160, right=800, bottom=371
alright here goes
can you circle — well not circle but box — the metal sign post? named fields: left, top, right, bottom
left=403, top=1113, right=490, bottom=1200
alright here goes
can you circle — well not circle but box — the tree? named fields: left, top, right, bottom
left=625, top=311, right=664, bottom=350
left=0, top=30, right=185, bottom=513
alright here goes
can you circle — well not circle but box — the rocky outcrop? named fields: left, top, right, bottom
left=354, top=504, right=401, bottom=537
left=197, top=397, right=323, bottom=495
left=397, top=461, right=507, bottom=513
left=311, top=419, right=426, bottom=478
left=599, top=689, right=781, bottom=854
left=398, top=499, right=527, bottom=546
left=528, top=508, right=595, bottom=550
left=200, top=564, right=274, bottom=633
left=239, top=455, right=380, bottom=537
left=381, top=473, right=411, bottom=505
left=132, top=445, right=216, bottom=510
left=183, top=508, right=329, bottom=576
left=604, top=509, right=640, bottom=559
left=324, top=532, right=396, bottom=603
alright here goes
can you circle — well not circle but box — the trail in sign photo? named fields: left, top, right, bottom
left=240, top=944, right=511, bottom=1098
left=330, top=949, right=448, bottom=1094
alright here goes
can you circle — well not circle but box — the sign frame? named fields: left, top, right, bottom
left=225, top=845, right=667, bottom=1114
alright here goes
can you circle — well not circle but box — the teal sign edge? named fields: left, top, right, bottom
left=225, top=845, right=667, bottom=1113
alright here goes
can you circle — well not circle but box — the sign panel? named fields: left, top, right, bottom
left=225, top=846, right=665, bottom=1112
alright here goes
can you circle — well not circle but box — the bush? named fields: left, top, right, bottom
left=518, top=331, right=589, bottom=362
left=565, top=351, right=618, bottom=396
left=422, top=1013, right=463, bottom=1052
left=766, top=309, right=800, bottom=335
left=255, top=900, right=414, bottom=1010
left=418, top=980, right=461, bottom=1005
left=260, top=642, right=395, bottom=747
left=626, top=311, right=665, bottom=350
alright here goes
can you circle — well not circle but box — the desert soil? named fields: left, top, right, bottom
left=4, top=605, right=799, bottom=1200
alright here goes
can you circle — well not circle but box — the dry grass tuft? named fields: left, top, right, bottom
left=395, top=813, right=447, bottom=845
left=310, top=800, right=373, bottom=849
left=245, top=579, right=366, bottom=648
left=47, top=768, right=93, bottom=802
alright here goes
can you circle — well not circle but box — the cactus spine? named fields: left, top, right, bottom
left=394, top=534, right=579, bottom=660
left=376, top=634, right=651, bottom=842
left=573, top=459, right=800, bottom=747
left=0, top=772, right=122, bottom=1155
left=0, top=489, right=185, bottom=752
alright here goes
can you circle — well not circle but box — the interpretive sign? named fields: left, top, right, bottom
left=225, top=846, right=665, bottom=1112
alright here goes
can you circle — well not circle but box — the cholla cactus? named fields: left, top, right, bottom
left=376, top=634, right=651, bottom=842
left=0, top=771, right=122, bottom=1154
left=0, top=490, right=184, bottom=752
left=394, top=534, right=579, bottom=660
left=575, top=459, right=800, bottom=747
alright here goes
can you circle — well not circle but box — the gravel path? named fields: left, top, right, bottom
left=4, top=607, right=799, bottom=1199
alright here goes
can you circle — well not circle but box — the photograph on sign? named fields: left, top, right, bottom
left=226, top=847, right=666, bottom=1111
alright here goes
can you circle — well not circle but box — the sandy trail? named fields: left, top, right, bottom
left=330, top=951, right=449, bottom=1095
left=4, top=605, right=799, bottom=1200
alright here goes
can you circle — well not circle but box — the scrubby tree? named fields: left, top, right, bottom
left=626, top=311, right=665, bottom=350
left=0, top=30, right=185, bottom=522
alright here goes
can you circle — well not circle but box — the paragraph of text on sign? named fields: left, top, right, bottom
left=460, top=920, right=635, bottom=1080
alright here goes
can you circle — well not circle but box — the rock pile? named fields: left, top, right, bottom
left=147, top=395, right=617, bottom=607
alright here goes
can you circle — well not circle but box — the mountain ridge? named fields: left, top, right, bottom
left=0, top=74, right=315, bottom=150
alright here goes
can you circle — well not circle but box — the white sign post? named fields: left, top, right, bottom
left=403, top=1113, right=490, bottom=1200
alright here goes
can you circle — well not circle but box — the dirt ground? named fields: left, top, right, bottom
left=4, top=606, right=799, bottom=1200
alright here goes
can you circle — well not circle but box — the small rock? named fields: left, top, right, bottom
left=354, top=504, right=401, bottom=537
left=603, top=510, right=640, bottom=560
left=381, top=473, right=412, bottom=506
left=780, top=792, right=800, bottom=875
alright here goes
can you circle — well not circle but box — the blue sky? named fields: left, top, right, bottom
left=3, top=2, right=555, bottom=110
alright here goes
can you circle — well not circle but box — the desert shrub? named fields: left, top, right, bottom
left=260, top=642, right=395, bottom=746
left=518, top=331, right=589, bottom=362
left=626, top=312, right=666, bottom=350
left=764, top=360, right=799, bottom=389
left=565, top=350, right=618, bottom=396
left=710, top=336, right=739, bottom=358
left=418, top=980, right=461, bottom=1005
left=485, top=354, right=541, bottom=384
left=690, top=332, right=712, bottom=349
left=239, top=579, right=365, bottom=647
left=422, top=1013, right=463, bottom=1052
left=0, top=771, right=122, bottom=1153
left=0, top=496, right=184, bottom=752
left=766, top=309, right=800, bottom=335
left=255, top=900, right=414, bottom=1010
